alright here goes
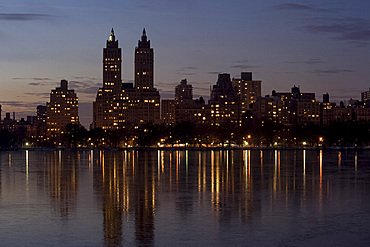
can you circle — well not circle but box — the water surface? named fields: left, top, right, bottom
left=0, top=149, right=369, bottom=246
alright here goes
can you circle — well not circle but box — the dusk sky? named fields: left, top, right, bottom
left=1, top=0, right=370, bottom=127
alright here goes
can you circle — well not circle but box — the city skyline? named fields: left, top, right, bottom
left=1, top=1, right=370, bottom=128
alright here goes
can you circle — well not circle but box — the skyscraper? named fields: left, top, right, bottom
left=232, top=72, right=261, bottom=112
left=103, top=28, right=122, bottom=95
left=135, top=28, right=154, bottom=91
left=175, top=79, right=193, bottom=103
left=93, top=29, right=122, bottom=129
left=209, top=73, right=240, bottom=125
left=93, top=28, right=160, bottom=130
left=46, top=80, right=79, bottom=141
left=128, top=29, right=160, bottom=125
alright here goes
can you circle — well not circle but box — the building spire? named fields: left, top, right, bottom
left=109, top=28, right=115, bottom=42
left=142, top=28, right=146, bottom=36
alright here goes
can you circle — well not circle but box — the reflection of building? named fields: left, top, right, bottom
left=93, top=151, right=157, bottom=246
left=46, top=80, right=79, bottom=142
left=47, top=152, right=78, bottom=218
left=134, top=152, right=156, bottom=246
left=93, top=151, right=125, bottom=246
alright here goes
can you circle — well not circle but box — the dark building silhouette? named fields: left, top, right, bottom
left=135, top=29, right=154, bottom=91
left=175, top=79, right=193, bottom=103
left=162, top=79, right=208, bottom=125
left=209, top=73, right=240, bottom=125
left=46, top=79, right=79, bottom=143
left=93, top=29, right=122, bottom=130
left=93, top=28, right=160, bottom=131
left=323, top=93, right=330, bottom=104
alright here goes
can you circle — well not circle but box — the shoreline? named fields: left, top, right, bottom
left=2, top=146, right=370, bottom=152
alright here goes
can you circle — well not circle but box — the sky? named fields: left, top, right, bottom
left=0, top=0, right=370, bottom=128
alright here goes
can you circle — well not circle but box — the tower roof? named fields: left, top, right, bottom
left=138, top=28, right=150, bottom=48
left=109, top=28, right=115, bottom=42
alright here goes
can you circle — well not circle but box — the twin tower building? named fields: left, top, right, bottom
left=92, top=28, right=160, bottom=130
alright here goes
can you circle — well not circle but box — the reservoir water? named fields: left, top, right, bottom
left=0, top=149, right=369, bottom=246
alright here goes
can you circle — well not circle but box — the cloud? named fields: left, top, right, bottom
left=231, top=60, right=260, bottom=70
left=315, top=68, right=354, bottom=74
left=180, top=66, right=197, bottom=70
left=0, top=100, right=44, bottom=108
left=176, top=66, right=199, bottom=76
left=208, top=71, right=219, bottom=75
left=304, top=17, right=370, bottom=46
left=274, top=3, right=330, bottom=13
left=13, top=77, right=53, bottom=81
left=0, top=13, right=52, bottom=21
left=274, top=3, right=313, bottom=11
left=24, top=92, right=50, bottom=99
left=230, top=65, right=260, bottom=69
left=73, top=76, right=98, bottom=80
left=68, top=80, right=101, bottom=95
left=285, top=59, right=326, bottom=65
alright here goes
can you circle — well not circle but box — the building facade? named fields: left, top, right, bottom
left=93, top=29, right=160, bottom=130
left=209, top=73, right=240, bottom=126
left=46, top=80, right=79, bottom=141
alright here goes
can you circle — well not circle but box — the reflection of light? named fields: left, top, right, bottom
left=26, top=150, right=29, bottom=187
left=211, top=151, right=214, bottom=193
left=176, top=151, right=179, bottom=183
left=161, top=151, right=165, bottom=173
left=303, top=150, right=306, bottom=198
left=320, top=150, right=323, bottom=186
left=198, top=152, right=201, bottom=192
left=338, top=152, right=341, bottom=167
left=9, top=154, right=11, bottom=167
left=169, top=152, right=172, bottom=188
left=355, top=152, right=358, bottom=172
left=186, top=150, right=189, bottom=179
left=226, top=150, right=229, bottom=170
left=89, top=150, right=93, bottom=172
left=319, top=150, right=323, bottom=210
left=274, top=150, right=277, bottom=191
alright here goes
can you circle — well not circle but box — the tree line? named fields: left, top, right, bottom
left=1, top=120, right=370, bottom=149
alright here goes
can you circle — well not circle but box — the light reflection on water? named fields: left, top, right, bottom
left=0, top=149, right=370, bottom=246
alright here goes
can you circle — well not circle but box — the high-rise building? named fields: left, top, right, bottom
left=232, top=72, right=261, bottom=112
left=209, top=73, right=240, bottom=126
left=361, top=88, right=370, bottom=102
left=46, top=80, right=79, bottom=140
left=128, top=29, right=160, bottom=125
left=104, top=28, right=122, bottom=95
left=135, top=28, right=154, bottom=91
left=161, top=79, right=208, bottom=126
left=93, top=29, right=122, bottom=129
left=175, top=79, right=193, bottom=103
left=93, top=28, right=160, bottom=129
left=161, top=99, right=176, bottom=125
left=37, top=105, right=47, bottom=124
